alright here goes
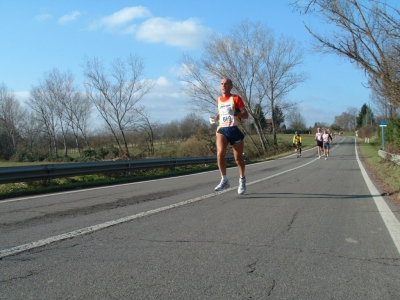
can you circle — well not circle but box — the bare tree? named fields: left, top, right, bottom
left=19, top=112, right=44, bottom=157
left=28, top=69, right=88, bottom=158
left=373, top=97, right=398, bottom=120
left=287, top=111, right=307, bottom=130
left=83, top=54, right=154, bottom=158
left=134, top=108, right=156, bottom=157
left=0, top=83, right=27, bottom=156
left=179, top=113, right=209, bottom=139
left=256, top=34, right=307, bottom=145
left=179, top=20, right=306, bottom=153
left=29, top=75, right=61, bottom=158
left=45, top=69, right=74, bottom=157
left=45, top=69, right=93, bottom=156
left=333, top=106, right=358, bottom=131
left=64, top=91, right=93, bottom=155
left=291, top=0, right=400, bottom=109
left=369, top=81, right=398, bottom=120
left=160, top=120, right=181, bottom=143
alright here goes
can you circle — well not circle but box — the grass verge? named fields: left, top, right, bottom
left=357, top=135, right=400, bottom=208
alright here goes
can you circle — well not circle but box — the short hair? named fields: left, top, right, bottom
left=221, top=77, right=233, bottom=85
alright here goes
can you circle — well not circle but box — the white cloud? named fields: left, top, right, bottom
left=14, top=91, right=30, bottom=103
left=141, top=77, right=189, bottom=122
left=35, top=14, right=52, bottom=21
left=59, top=11, right=81, bottom=24
left=122, top=24, right=137, bottom=35
left=149, top=76, right=182, bottom=98
left=155, top=76, right=173, bottom=87
left=90, top=6, right=151, bottom=30
left=88, top=7, right=211, bottom=49
left=136, top=17, right=212, bottom=48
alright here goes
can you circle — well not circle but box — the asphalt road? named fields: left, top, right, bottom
left=1, top=136, right=399, bottom=299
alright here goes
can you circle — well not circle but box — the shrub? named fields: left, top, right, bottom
left=358, top=124, right=374, bottom=139
left=14, top=152, right=34, bottom=162
left=386, top=117, right=400, bottom=149
left=177, top=136, right=214, bottom=157
left=82, top=149, right=97, bottom=159
left=13, top=151, right=47, bottom=162
left=109, top=146, right=120, bottom=158
left=97, top=147, right=109, bottom=159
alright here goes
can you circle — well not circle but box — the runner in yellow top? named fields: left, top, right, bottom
left=293, top=131, right=302, bottom=156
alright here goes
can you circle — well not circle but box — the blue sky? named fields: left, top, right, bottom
left=0, top=0, right=382, bottom=128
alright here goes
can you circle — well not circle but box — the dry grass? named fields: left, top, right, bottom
left=357, top=135, right=400, bottom=208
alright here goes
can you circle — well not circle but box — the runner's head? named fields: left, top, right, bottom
left=220, top=78, right=233, bottom=96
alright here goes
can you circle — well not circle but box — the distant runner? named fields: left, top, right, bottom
left=293, top=131, right=302, bottom=157
left=315, top=128, right=323, bottom=159
left=322, top=129, right=333, bottom=160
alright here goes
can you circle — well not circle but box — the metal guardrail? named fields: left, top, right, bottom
left=0, top=155, right=239, bottom=184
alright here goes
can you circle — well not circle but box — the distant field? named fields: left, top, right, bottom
left=0, top=161, right=56, bottom=167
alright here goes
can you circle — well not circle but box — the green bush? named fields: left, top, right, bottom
left=109, top=146, right=120, bottom=158
left=386, top=117, right=400, bottom=149
left=97, top=147, right=109, bottom=159
left=82, top=149, right=97, bottom=158
left=15, top=152, right=34, bottom=162
left=13, top=151, right=48, bottom=162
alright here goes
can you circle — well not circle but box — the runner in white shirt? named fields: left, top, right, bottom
left=315, top=128, right=323, bottom=158
left=321, top=129, right=333, bottom=160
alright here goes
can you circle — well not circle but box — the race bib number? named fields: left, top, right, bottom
left=222, top=115, right=233, bottom=123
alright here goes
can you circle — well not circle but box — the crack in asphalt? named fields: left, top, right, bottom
left=138, top=239, right=400, bottom=266
left=267, top=279, right=276, bottom=297
left=246, top=261, right=257, bottom=274
left=0, top=269, right=41, bottom=283
left=287, top=211, right=298, bottom=231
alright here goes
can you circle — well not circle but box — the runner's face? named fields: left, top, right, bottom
left=220, top=79, right=232, bottom=95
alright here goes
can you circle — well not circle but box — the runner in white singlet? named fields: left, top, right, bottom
left=212, top=78, right=249, bottom=195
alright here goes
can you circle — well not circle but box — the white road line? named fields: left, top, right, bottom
left=354, top=138, right=400, bottom=254
left=0, top=159, right=317, bottom=259
left=2, top=137, right=399, bottom=258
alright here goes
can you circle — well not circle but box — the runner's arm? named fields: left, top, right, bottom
left=234, top=107, right=248, bottom=119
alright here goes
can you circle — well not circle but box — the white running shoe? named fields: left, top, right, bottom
left=215, top=179, right=230, bottom=191
left=325, top=157, right=328, bottom=160
left=319, top=155, right=321, bottom=159
left=238, top=177, right=246, bottom=195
